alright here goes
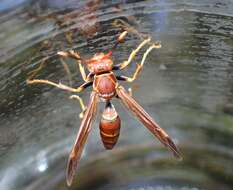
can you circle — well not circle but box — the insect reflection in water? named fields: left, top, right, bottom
left=27, top=30, right=182, bottom=186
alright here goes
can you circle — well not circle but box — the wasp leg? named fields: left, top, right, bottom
left=112, top=19, right=148, bottom=40
left=78, top=61, right=94, bottom=82
left=111, top=30, right=128, bottom=52
left=65, top=31, right=73, bottom=44
left=128, top=88, right=132, bottom=96
left=116, top=44, right=160, bottom=82
left=28, top=55, right=73, bottom=87
left=27, top=57, right=50, bottom=80
left=57, top=50, right=81, bottom=60
left=113, top=37, right=155, bottom=71
left=59, top=58, right=73, bottom=86
left=116, top=63, right=142, bottom=82
left=58, top=50, right=93, bottom=82
left=69, top=95, right=87, bottom=119
left=27, top=79, right=92, bottom=93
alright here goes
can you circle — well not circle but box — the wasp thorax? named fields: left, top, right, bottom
left=93, top=72, right=117, bottom=100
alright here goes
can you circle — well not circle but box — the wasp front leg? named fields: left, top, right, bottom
left=113, top=37, right=153, bottom=71
left=116, top=43, right=161, bottom=82
left=58, top=50, right=93, bottom=82
left=116, top=63, right=142, bottom=83
left=77, top=61, right=94, bottom=82
left=69, top=95, right=87, bottom=119
left=110, top=30, right=128, bottom=51
left=59, top=58, right=73, bottom=86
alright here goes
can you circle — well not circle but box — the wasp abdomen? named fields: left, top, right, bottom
left=99, top=102, right=121, bottom=149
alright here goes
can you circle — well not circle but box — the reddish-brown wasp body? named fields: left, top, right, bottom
left=99, top=102, right=121, bottom=149
left=27, top=29, right=181, bottom=186
left=93, top=72, right=117, bottom=100
left=86, top=52, right=113, bottom=74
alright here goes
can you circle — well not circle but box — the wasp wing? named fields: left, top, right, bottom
left=66, top=91, right=98, bottom=186
left=116, top=86, right=181, bottom=159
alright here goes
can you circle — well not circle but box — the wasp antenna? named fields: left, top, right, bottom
left=57, top=51, right=69, bottom=57
left=117, top=31, right=128, bottom=43
left=58, top=50, right=82, bottom=60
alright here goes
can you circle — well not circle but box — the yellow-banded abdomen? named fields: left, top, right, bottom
left=99, top=102, right=120, bottom=149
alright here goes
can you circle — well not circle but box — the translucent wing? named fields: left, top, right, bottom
left=66, top=91, right=98, bottom=186
left=116, top=86, right=181, bottom=159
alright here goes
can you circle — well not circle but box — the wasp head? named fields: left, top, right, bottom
left=85, top=51, right=113, bottom=74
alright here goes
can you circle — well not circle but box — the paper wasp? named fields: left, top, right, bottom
left=27, top=29, right=181, bottom=186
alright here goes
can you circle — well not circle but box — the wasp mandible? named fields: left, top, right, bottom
left=27, top=30, right=181, bottom=186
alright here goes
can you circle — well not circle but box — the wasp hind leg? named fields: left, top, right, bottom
left=69, top=95, right=87, bottom=119
left=128, top=88, right=132, bottom=96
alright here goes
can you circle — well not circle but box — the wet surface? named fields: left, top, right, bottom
left=0, top=0, right=233, bottom=190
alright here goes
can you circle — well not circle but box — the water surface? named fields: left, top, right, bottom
left=0, top=0, right=233, bottom=190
